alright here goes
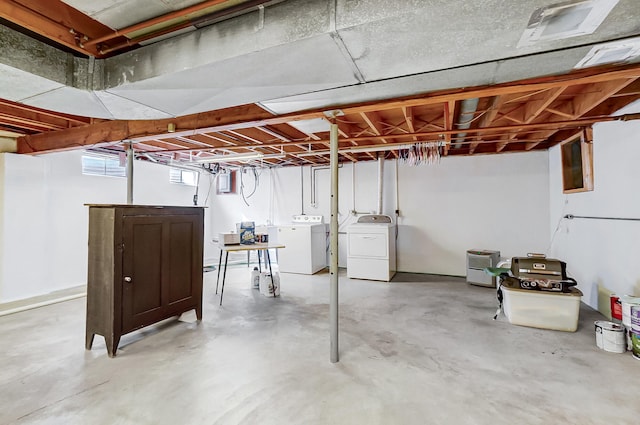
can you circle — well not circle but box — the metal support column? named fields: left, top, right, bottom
left=126, top=142, right=134, bottom=204
left=377, top=152, right=384, bottom=214
left=329, top=119, right=339, bottom=363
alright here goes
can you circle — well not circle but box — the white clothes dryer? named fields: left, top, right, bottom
left=347, top=215, right=396, bottom=281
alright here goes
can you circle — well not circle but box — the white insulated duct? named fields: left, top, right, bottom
left=2, top=0, right=632, bottom=123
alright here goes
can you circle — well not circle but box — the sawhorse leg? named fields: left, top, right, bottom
left=265, top=249, right=276, bottom=298
left=215, top=250, right=223, bottom=294
left=219, top=251, right=229, bottom=306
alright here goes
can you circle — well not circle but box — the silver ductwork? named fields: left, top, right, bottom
left=453, top=98, right=479, bottom=149
left=2, top=0, right=634, bottom=122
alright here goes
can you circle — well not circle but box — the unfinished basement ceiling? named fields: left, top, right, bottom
left=1, top=0, right=640, bottom=166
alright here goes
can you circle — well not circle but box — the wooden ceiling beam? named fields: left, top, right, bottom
left=174, top=135, right=215, bottom=148
left=570, top=78, right=638, bottom=119
left=609, top=79, right=640, bottom=97
left=0, top=112, right=65, bottom=132
left=0, top=99, right=90, bottom=126
left=197, top=132, right=238, bottom=146
left=402, top=106, right=420, bottom=146
left=17, top=104, right=321, bottom=153
left=221, top=128, right=286, bottom=154
left=337, top=64, right=640, bottom=116
left=495, top=134, right=512, bottom=153
left=1, top=0, right=110, bottom=56
left=523, top=78, right=636, bottom=151
left=255, top=125, right=309, bottom=153
left=491, top=87, right=565, bottom=153
left=524, top=87, right=566, bottom=122
left=85, top=0, right=229, bottom=48
left=16, top=65, right=640, bottom=155
left=546, top=107, right=574, bottom=119
left=139, top=115, right=636, bottom=156
left=359, top=111, right=392, bottom=146
left=360, top=112, right=383, bottom=136
left=341, top=152, right=357, bottom=162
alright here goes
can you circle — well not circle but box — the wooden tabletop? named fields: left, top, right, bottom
left=219, top=243, right=285, bottom=252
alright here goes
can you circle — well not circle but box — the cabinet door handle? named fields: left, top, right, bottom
left=124, top=276, right=132, bottom=283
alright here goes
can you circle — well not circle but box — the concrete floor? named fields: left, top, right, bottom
left=0, top=268, right=637, bottom=425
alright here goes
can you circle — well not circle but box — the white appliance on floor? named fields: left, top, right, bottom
left=277, top=215, right=327, bottom=274
left=347, top=215, right=396, bottom=281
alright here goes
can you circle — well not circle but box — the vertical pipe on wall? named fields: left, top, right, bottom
left=300, top=166, right=304, bottom=215
left=395, top=158, right=399, bottom=217
left=269, top=168, right=274, bottom=225
left=377, top=153, right=384, bottom=214
left=329, top=119, right=339, bottom=363
left=352, top=161, right=356, bottom=213
left=126, top=142, right=134, bottom=204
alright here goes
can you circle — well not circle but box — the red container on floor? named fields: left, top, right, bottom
left=611, top=295, right=623, bottom=321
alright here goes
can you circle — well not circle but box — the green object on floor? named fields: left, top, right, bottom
left=484, top=267, right=510, bottom=277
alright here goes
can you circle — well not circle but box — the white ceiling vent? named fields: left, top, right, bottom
left=518, top=0, right=620, bottom=48
left=575, top=36, right=640, bottom=68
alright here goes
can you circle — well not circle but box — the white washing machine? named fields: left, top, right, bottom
left=347, top=215, right=396, bottom=282
left=277, top=215, right=327, bottom=274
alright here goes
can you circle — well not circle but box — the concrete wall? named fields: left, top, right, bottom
left=0, top=151, right=209, bottom=303
left=548, top=102, right=640, bottom=310
left=208, top=151, right=551, bottom=275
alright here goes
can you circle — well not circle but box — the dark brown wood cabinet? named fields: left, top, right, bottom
left=85, top=205, right=204, bottom=357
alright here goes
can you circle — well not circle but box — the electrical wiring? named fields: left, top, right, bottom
left=245, top=167, right=261, bottom=199
left=239, top=168, right=249, bottom=206
left=203, top=165, right=219, bottom=205
left=546, top=195, right=570, bottom=256
left=239, top=166, right=263, bottom=206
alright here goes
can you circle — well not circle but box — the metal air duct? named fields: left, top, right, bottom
left=453, top=98, right=479, bottom=149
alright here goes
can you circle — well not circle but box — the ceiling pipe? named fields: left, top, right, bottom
left=311, top=164, right=342, bottom=207
left=86, top=0, right=231, bottom=47
left=89, top=0, right=281, bottom=55
left=310, top=165, right=330, bottom=208
left=453, top=98, right=479, bottom=149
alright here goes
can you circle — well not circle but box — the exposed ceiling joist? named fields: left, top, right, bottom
left=0, top=0, right=111, bottom=56
left=11, top=63, right=640, bottom=165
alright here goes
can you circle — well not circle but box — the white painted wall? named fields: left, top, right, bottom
left=208, top=151, right=551, bottom=275
left=0, top=145, right=552, bottom=303
left=0, top=150, right=210, bottom=303
left=397, top=152, right=549, bottom=275
left=0, top=154, right=48, bottom=302
left=548, top=101, right=640, bottom=309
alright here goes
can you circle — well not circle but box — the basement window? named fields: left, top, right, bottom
left=561, top=132, right=594, bottom=193
left=82, top=154, right=126, bottom=178
left=170, top=168, right=198, bottom=186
